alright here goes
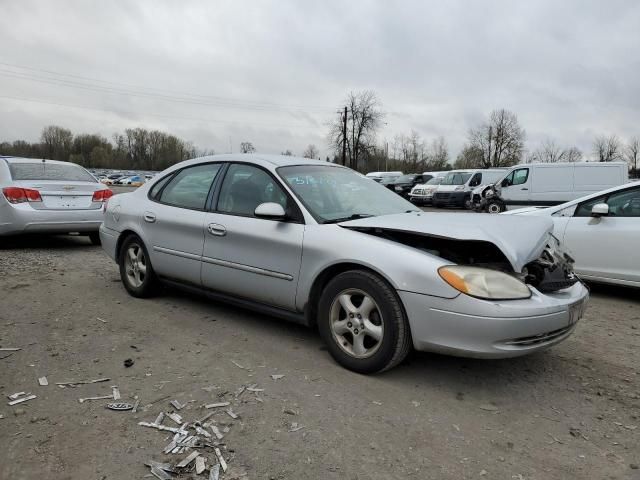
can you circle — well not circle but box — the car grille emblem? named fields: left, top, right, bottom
left=63, top=186, right=75, bottom=191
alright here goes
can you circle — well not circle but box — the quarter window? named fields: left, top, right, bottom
left=158, top=164, right=221, bottom=210
left=217, top=164, right=289, bottom=218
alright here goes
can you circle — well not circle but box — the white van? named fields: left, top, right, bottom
left=432, top=169, right=508, bottom=208
left=483, top=162, right=629, bottom=213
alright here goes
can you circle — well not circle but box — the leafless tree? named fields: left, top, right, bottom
left=425, top=136, right=449, bottom=170
left=328, top=91, right=384, bottom=170
left=593, top=135, right=622, bottom=162
left=625, top=136, right=639, bottom=172
left=240, top=141, right=256, bottom=154
left=468, top=109, right=525, bottom=167
left=454, top=145, right=484, bottom=169
left=527, top=140, right=583, bottom=163
left=302, top=144, right=319, bottom=159
left=41, top=125, right=73, bottom=160
left=281, top=149, right=293, bottom=156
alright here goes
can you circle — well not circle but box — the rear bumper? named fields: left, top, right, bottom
left=0, top=202, right=104, bottom=235
left=399, top=282, right=589, bottom=358
left=99, top=224, right=119, bottom=262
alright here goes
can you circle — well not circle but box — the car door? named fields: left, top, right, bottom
left=201, top=163, right=305, bottom=310
left=141, top=163, right=223, bottom=285
left=500, top=167, right=531, bottom=205
left=561, top=186, right=640, bottom=283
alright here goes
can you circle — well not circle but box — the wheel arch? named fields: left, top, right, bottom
left=304, top=262, right=405, bottom=329
left=115, top=229, right=144, bottom=261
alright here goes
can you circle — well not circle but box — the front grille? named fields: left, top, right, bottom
left=434, top=193, right=450, bottom=199
left=502, top=325, right=574, bottom=347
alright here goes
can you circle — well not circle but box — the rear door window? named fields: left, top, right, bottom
left=158, top=164, right=222, bottom=210
left=9, top=162, right=96, bottom=182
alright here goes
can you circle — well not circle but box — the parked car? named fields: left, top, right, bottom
left=0, top=156, right=112, bottom=244
left=478, top=162, right=628, bottom=213
left=387, top=174, right=429, bottom=197
left=503, top=181, right=640, bottom=288
left=432, top=169, right=507, bottom=208
left=100, top=154, right=588, bottom=373
left=410, top=174, right=447, bottom=205
left=366, top=171, right=402, bottom=183
left=119, top=175, right=145, bottom=187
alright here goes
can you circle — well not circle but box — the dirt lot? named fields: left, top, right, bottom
left=0, top=224, right=639, bottom=479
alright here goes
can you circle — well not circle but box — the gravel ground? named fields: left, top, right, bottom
left=0, top=220, right=639, bottom=479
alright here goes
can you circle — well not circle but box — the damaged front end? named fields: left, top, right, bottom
left=521, top=235, right=579, bottom=293
left=347, top=226, right=579, bottom=295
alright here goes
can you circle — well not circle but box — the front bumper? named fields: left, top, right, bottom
left=432, top=191, right=467, bottom=207
left=399, top=281, right=589, bottom=358
left=0, top=202, right=104, bottom=235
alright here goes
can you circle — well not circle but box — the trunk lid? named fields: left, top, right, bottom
left=11, top=180, right=103, bottom=210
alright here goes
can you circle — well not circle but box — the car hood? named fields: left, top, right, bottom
left=340, top=212, right=555, bottom=272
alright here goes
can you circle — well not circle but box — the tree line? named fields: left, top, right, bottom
left=0, top=125, right=207, bottom=171
left=328, top=91, right=639, bottom=175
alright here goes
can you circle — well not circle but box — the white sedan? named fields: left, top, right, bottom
left=504, top=181, right=640, bottom=288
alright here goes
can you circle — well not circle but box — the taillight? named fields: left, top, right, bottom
left=2, top=187, right=42, bottom=204
left=92, top=189, right=114, bottom=202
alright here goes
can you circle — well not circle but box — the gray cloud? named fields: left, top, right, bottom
left=1, top=0, right=639, bottom=161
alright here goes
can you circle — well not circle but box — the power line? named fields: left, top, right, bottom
left=0, top=61, right=333, bottom=113
left=0, top=94, right=325, bottom=131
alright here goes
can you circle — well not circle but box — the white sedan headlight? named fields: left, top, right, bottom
left=438, top=266, right=531, bottom=300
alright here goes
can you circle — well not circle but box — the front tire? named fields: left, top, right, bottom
left=118, top=235, right=159, bottom=298
left=318, top=270, right=412, bottom=373
left=486, top=200, right=506, bottom=214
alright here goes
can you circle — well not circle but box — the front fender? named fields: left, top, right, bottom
left=296, top=225, right=459, bottom=311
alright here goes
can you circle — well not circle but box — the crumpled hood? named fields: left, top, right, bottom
left=340, top=212, right=555, bottom=272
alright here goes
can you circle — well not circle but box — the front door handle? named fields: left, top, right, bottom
left=143, top=212, right=156, bottom=223
left=520, top=187, right=529, bottom=190
left=207, top=223, right=226, bottom=236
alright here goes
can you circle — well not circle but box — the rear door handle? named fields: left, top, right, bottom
left=207, top=223, right=226, bottom=236
left=520, top=188, right=529, bottom=190
left=143, top=212, right=156, bottom=223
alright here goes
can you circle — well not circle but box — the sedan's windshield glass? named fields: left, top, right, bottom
left=9, top=162, right=96, bottom=182
left=441, top=172, right=472, bottom=185
left=426, top=177, right=443, bottom=185
left=395, top=174, right=416, bottom=183
left=279, top=165, right=419, bottom=223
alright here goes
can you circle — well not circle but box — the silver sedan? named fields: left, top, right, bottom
left=0, top=156, right=112, bottom=243
left=100, top=155, right=589, bottom=373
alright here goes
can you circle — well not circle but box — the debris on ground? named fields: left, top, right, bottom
left=288, top=422, right=304, bottom=432
left=78, top=394, right=113, bottom=403
left=112, top=386, right=121, bottom=400
left=270, top=374, right=285, bottom=380
left=0, top=347, right=21, bottom=351
left=204, top=402, right=230, bottom=409
left=478, top=404, right=499, bottom=412
left=106, top=402, right=134, bottom=411
left=96, top=317, right=107, bottom=323
left=170, top=399, right=184, bottom=410
left=230, top=360, right=247, bottom=370
left=124, top=358, right=134, bottom=368
left=56, top=377, right=110, bottom=387
left=7, top=393, right=37, bottom=406
left=38, top=376, right=48, bottom=386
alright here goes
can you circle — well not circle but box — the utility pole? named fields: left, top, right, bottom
left=342, top=106, right=348, bottom=167
left=487, top=126, right=492, bottom=168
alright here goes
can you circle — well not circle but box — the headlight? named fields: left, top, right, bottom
left=438, top=266, right=531, bottom=300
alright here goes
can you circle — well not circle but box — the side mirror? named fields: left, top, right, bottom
left=590, top=203, right=609, bottom=217
left=255, top=202, right=286, bottom=219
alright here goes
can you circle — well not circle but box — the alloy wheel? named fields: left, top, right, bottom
left=124, top=243, right=147, bottom=288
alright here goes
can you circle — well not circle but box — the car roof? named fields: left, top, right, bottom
left=192, top=153, right=331, bottom=168
left=1, top=156, right=81, bottom=166
left=547, top=180, right=640, bottom=212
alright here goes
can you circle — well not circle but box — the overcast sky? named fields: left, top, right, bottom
left=1, top=0, right=638, bottom=162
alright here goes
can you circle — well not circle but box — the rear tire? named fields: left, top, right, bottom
left=89, top=232, right=101, bottom=246
left=318, top=270, right=412, bottom=374
left=118, top=235, right=159, bottom=298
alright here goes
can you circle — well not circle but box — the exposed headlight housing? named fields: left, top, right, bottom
left=438, top=266, right=532, bottom=300
left=485, top=189, right=494, bottom=198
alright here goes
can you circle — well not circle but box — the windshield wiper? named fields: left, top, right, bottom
left=322, top=213, right=374, bottom=224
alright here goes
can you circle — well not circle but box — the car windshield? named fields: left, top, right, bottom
left=441, top=172, right=472, bottom=185
left=394, top=174, right=416, bottom=183
left=9, top=162, right=96, bottom=182
left=425, top=177, right=443, bottom=185
left=279, top=165, right=419, bottom=223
